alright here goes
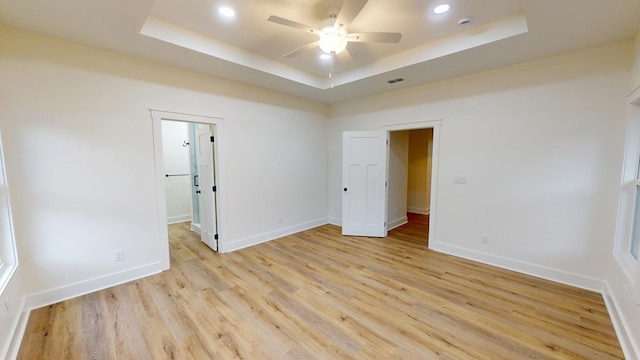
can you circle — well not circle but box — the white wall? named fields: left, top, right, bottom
left=329, top=41, right=631, bottom=284
left=387, top=131, right=409, bottom=229
left=0, top=128, right=22, bottom=359
left=631, top=32, right=640, bottom=94
left=161, top=120, right=192, bottom=224
left=0, top=25, right=328, bottom=355
left=0, top=274, right=22, bottom=359
left=407, top=129, right=432, bottom=215
left=604, top=31, right=640, bottom=359
left=329, top=39, right=637, bottom=357
left=1, top=23, right=639, bottom=359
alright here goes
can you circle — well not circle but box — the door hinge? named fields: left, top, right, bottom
left=384, top=222, right=387, bottom=226
left=386, top=139, right=389, bottom=145
left=214, top=234, right=219, bottom=240
left=212, top=186, right=217, bottom=192
left=210, top=136, right=215, bottom=142
left=385, top=181, right=388, bottom=187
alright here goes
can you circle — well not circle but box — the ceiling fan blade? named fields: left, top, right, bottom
left=283, top=41, right=319, bottom=58
left=267, top=15, right=320, bottom=35
left=336, top=49, right=353, bottom=64
left=347, top=32, right=403, bottom=43
left=334, top=0, right=368, bottom=28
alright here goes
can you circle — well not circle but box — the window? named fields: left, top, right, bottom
left=0, top=128, right=17, bottom=295
left=630, top=167, right=640, bottom=261
left=615, top=99, right=640, bottom=279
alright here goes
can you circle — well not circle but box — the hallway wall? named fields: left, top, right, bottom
left=407, top=129, right=433, bottom=215
left=161, top=120, right=192, bottom=224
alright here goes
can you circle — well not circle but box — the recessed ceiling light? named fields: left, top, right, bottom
left=320, top=54, right=331, bottom=60
left=218, top=6, right=235, bottom=17
left=433, top=4, right=450, bottom=14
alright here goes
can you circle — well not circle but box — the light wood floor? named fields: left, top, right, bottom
left=18, top=215, right=623, bottom=359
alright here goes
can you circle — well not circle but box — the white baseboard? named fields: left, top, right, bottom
left=5, top=300, right=29, bottom=360
left=407, top=206, right=429, bottom=215
left=328, top=216, right=410, bottom=231
left=5, top=261, right=165, bottom=360
left=221, top=218, right=328, bottom=253
left=364, top=235, right=634, bottom=358
left=388, top=216, right=408, bottom=231
left=24, top=261, right=166, bottom=310
left=428, top=242, right=640, bottom=356
left=2, top=296, right=26, bottom=360
left=603, top=283, right=640, bottom=360
left=190, top=222, right=201, bottom=235
left=429, top=241, right=605, bottom=292
left=167, top=214, right=191, bottom=224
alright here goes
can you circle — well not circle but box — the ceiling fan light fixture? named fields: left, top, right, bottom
left=319, top=29, right=348, bottom=54
left=267, top=1, right=402, bottom=61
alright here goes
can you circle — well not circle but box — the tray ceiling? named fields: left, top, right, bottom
left=1, top=0, right=639, bottom=103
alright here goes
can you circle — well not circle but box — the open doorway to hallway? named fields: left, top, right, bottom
left=388, top=128, right=433, bottom=244
left=160, top=120, right=219, bottom=252
left=151, top=110, right=222, bottom=267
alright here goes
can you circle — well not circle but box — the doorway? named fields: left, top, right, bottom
left=151, top=111, right=222, bottom=268
left=341, top=120, right=440, bottom=247
left=388, top=128, right=433, bottom=243
left=385, top=120, right=439, bottom=247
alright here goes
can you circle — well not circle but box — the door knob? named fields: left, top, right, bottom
left=344, top=188, right=348, bottom=192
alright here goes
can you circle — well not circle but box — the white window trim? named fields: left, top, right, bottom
left=630, top=180, right=640, bottom=261
left=614, top=90, right=640, bottom=282
left=0, top=128, right=18, bottom=296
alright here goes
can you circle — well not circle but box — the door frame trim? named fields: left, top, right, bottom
left=382, top=119, right=441, bottom=248
left=150, top=110, right=223, bottom=269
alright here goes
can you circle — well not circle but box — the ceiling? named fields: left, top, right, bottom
left=1, top=0, right=639, bottom=104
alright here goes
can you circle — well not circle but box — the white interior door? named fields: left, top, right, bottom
left=197, top=124, right=218, bottom=251
left=342, top=131, right=389, bottom=237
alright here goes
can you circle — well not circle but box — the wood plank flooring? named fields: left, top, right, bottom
left=18, top=215, right=623, bottom=359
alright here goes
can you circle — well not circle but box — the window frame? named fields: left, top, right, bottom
left=631, top=182, right=640, bottom=261
left=628, top=185, right=640, bottom=262
left=615, top=94, right=640, bottom=281
left=0, top=128, right=18, bottom=296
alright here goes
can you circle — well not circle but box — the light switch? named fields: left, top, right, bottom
left=454, top=176, right=467, bottom=184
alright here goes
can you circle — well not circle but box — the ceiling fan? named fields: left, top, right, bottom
left=267, top=0, right=402, bottom=64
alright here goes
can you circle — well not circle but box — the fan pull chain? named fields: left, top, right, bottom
left=330, top=52, right=334, bottom=88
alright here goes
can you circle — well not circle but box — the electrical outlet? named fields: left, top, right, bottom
left=481, top=234, right=489, bottom=244
left=278, top=217, right=284, bottom=224
left=114, top=250, right=124, bottom=262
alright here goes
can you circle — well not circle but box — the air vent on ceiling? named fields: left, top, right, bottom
left=458, top=17, right=472, bottom=26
